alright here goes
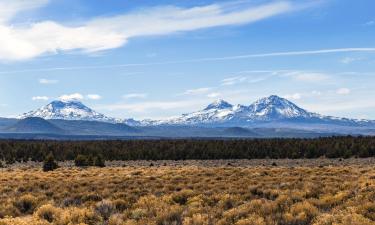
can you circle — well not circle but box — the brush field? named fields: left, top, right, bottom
left=0, top=159, right=374, bottom=225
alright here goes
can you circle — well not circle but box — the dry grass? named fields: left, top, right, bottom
left=0, top=163, right=374, bottom=225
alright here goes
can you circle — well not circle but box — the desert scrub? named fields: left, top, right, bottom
left=0, top=164, right=374, bottom=224
left=13, top=194, right=39, bottom=214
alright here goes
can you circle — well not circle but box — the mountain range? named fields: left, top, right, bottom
left=0, top=95, right=374, bottom=139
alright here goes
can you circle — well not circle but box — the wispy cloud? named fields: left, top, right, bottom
left=59, top=93, right=84, bottom=101
left=364, top=20, right=375, bottom=26
left=123, top=93, right=148, bottom=99
left=207, top=92, right=221, bottom=98
left=221, top=70, right=330, bottom=86
left=283, top=93, right=302, bottom=100
left=100, top=100, right=203, bottom=113
left=340, top=57, right=362, bottom=64
left=39, top=78, right=58, bottom=84
left=1, top=48, right=375, bottom=74
left=336, top=88, right=351, bottom=95
left=0, top=1, right=302, bottom=61
left=183, top=87, right=212, bottom=95
left=282, top=71, right=329, bottom=82
left=0, top=0, right=48, bottom=23
left=32, top=96, right=49, bottom=101
left=191, top=48, right=375, bottom=63
left=86, top=94, right=102, bottom=100
left=221, top=76, right=248, bottom=86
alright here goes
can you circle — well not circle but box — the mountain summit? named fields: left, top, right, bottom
left=248, top=95, right=311, bottom=120
left=18, top=100, right=118, bottom=123
left=152, top=95, right=373, bottom=127
left=204, top=99, right=233, bottom=110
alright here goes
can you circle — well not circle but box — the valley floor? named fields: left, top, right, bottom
left=0, top=159, right=374, bottom=225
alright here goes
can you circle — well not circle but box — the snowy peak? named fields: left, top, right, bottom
left=204, top=99, right=233, bottom=110
left=18, top=100, right=118, bottom=123
left=249, top=95, right=310, bottom=119
left=157, top=95, right=324, bottom=126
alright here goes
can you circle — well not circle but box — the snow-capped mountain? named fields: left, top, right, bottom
left=248, top=95, right=312, bottom=120
left=16, top=95, right=375, bottom=130
left=18, top=100, right=119, bottom=123
left=165, top=99, right=236, bottom=125
left=143, top=95, right=374, bottom=127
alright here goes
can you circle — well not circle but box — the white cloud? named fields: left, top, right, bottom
left=340, top=57, right=361, bottom=64
left=0, top=0, right=49, bottom=23
left=183, top=87, right=212, bottom=95
left=207, top=92, right=221, bottom=98
left=284, top=71, right=329, bottom=82
left=39, top=78, right=58, bottom=84
left=283, top=93, right=302, bottom=100
left=59, top=93, right=84, bottom=101
left=123, top=93, right=148, bottom=99
left=221, top=76, right=248, bottom=86
left=32, top=96, right=49, bottom=101
left=311, top=90, right=322, bottom=96
left=101, top=100, right=202, bottom=113
left=86, top=94, right=102, bottom=100
left=303, top=100, right=375, bottom=115
left=0, top=1, right=303, bottom=61
left=198, top=48, right=375, bottom=62
left=336, top=88, right=351, bottom=95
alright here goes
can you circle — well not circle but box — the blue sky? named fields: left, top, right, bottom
left=0, top=0, right=375, bottom=120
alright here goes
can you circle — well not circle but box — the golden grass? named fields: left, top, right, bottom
left=0, top=164, right=374, bottom=225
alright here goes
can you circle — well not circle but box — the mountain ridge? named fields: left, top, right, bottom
left=18, top=99, right=119, bottom=123
left=14, top=95, right=375, bottom=129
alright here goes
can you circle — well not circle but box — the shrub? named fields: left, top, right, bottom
left=284, top=201, right=319, bottom=225
left=35, top=204, right=62, bottom=223
left=13, top=194, right=38, bottom=214
left=113, top=199, right=130, bottom=212
left=183, top=214, right=209, bottom=225
left=172, top=189, right=194, bottom=205
left=156, top=205, right=183, bottom=225
left=235, top=215, right=266, bottom=225
left=43, top=153, right=58, bottom=172
left=95, top=200, right=115, bottom=221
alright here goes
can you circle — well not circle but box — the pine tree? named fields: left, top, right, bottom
left=94, top=155, right=105, bottom=167
left=43, top=153, right=58, bottom=172
left=75, top=154, right=88, bottom=167
left=87, top=154, right=94, bottom=166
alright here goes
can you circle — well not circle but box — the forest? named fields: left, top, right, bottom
left=0, top=136, right=374, bottom=163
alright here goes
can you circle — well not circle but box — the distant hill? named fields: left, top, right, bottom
left=6, top=117, right=65, bottom=134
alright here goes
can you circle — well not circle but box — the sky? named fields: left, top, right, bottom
left=0, top=0, right=375, bottom=120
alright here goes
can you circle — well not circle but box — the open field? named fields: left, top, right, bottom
left=0, top=159, right=374, bottom=225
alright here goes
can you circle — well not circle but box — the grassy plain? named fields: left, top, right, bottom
left=0, top=159, right=374, bottom=225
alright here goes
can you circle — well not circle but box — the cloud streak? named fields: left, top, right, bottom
left=0, top=1, right=299, bottom=61
left=32, top=96, right=49, bottom=101
left=39, top=78, right=58, bottom=84
left=2, top=47, right=375, bottom=74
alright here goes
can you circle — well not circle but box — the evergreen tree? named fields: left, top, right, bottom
left=87, top=154, right=94, bottom=166
left=75, top=154, right=89, bottom=167
left=43, top=153, right=58, bottom=172
left=94, top=155, right=105, bottom=167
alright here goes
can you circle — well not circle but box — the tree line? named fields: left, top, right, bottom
left=0, top=136, right=374, bottom=163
